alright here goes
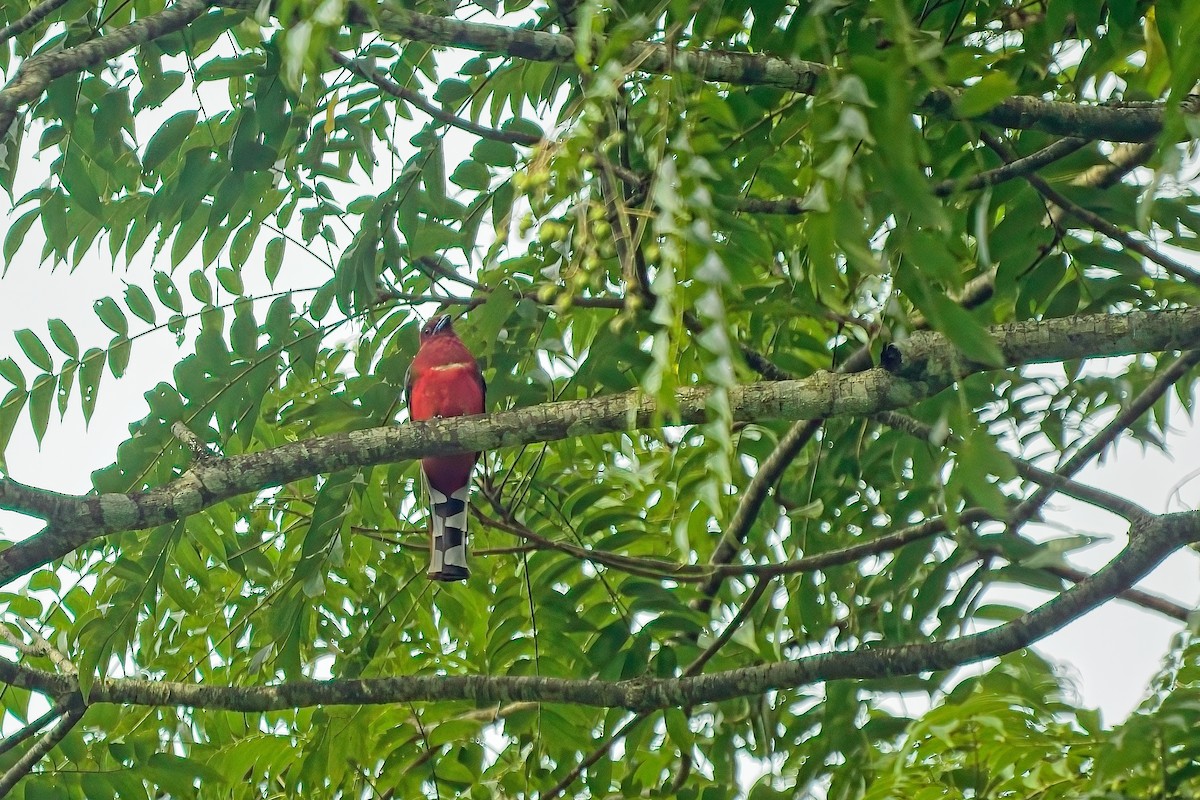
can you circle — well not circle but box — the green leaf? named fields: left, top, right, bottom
left=93, top=297, right=128, bottom=336
left=265, top=237, right=284, bottom=284
left=4, top=208, right=38, bottom=265
left=153, top=271, right=183, bottom=312
left=195, top=53, right=266, bottom=82
left=47, top=319, right=79, bottom=359
left=433, top=78, right=472, bottom=104
left=171, top=210, right=208, bottom=267
left=928, top=294, right=1003, bottom=366
left=57, top=358, right=75, bottom=417
left=134, top=70, right=185, bottom=110
left=0, top=388, right=26, bottom=464
left=0, top=358, right=24, bottom=389
left=79, top=348, right=104, bottom=423
left=954, top=72, right=1018, bottom=117
left=143, top=110, right=198, bottom=172
left=28, top=373, right=53, bottom=444
left=189, top=270, right=213, bottom=305
left=124, top=285, right=156, bottom=324
left=108, top=335, right=131, bottom=378
left=472, top=139, right=518, bottom=167
left=216, top=266, right=244, bottom=295
left=230, top=223, right=259, bottom=270
left=14, top=329, right=52, bottom=371
left=59, top=149, right=104, bottom=219
left=450, top=160, right=491, bottom=191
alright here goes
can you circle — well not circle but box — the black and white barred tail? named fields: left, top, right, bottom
left=426, top=481, right=470, bottom=581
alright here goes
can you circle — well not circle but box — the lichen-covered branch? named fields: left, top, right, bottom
left=0, top=0, right=71, bottom=44
left=0, top=509, right=1194, bottom=711
left=0, top=0, right=211, bottom=137
left=256, top=2, right=1173, bottom=142
left=0, top=307, right=1196, bottom=588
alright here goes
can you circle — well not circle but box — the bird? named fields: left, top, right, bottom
left=405, top=314, right=486, bottom=581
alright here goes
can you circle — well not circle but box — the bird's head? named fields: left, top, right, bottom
left=419, top=314, right=455, bottom=343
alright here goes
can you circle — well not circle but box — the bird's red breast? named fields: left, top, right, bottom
left=407, top=330, right=485, bottom=493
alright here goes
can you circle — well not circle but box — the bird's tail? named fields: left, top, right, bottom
left=426, top=480, right=470, bottom=581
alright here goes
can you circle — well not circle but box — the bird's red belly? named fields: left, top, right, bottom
left=410, top=365, right=484, bottom=421
left=411, top=364, right=484, bottom=495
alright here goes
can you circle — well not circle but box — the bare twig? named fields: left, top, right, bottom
left=0, top=704, right=84, bottom=796
left=330, top=50, right=542, bottom=147
left=933, top=136, right=1089, bottom=196
left=1011, top=348, right=1200, bottom=525
left=694, top=420, right=819, bottom=612
left=478, top=506, right=988, bottom=583
left=688, top=579, right=775, bottom=675
left=541, top=714, right=646, bottom=800
left=980, top=132, right=1200, bottom=287
left=0, top=696, right=76, bottom=759
left=1010, top=460, right=1152, bottom=524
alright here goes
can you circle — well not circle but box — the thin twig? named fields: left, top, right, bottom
left=875, top=410, right=1153, bottom=523
left=477, top=505, right=991, bottom=582
left=540, top=714, right=646, bottom=800
left=15, top=620, right=75, bottom=675
left=0, top=696, right=75, bottom=759
left=1011, top=349, right=1200, bottom=525
left=0, top=0, right=71, bottom=45
left=687, top=579, right=774, bottom=675
left=1010, top=460, right=1152, bottom=523
left=694, top=420, right=819, bottom=612
left=877, top=410, right=1194, bottom=623
left=932, top=136, right=1089, bottom=196
left=0, top=704, right=84, bottom=796
left=980, top=131, right=1200, bottom=287
left=330, top=50, right=541, bottom=146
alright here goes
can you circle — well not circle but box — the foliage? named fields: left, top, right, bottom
left=0, top=0, right=1197, bottom=797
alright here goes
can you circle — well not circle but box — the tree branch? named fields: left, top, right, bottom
left=0, top=703, right=83, bottom=796
left=0, top=0, right=212, bottom=137
left=1009, top=459, right=1153, bottom=524
left=1011, top=347, right=1200, bottom=525
left=980, top=132, right=1200, bottom=287
left=1, top=308, right=1196, bottom=587
left=0, top=0, right=71, bottom=45
left=933, top=137, right=1089, bottom=197
left=329, top=49, right=542, bottom=146
left=0, top=511, right=1194, bottom=711
left=211, top=2, right=1178, bottom=142
left=0, top=696, right=75, bottom=759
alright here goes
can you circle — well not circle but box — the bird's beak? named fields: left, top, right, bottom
left=431, top=315, right=453, bottom=335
